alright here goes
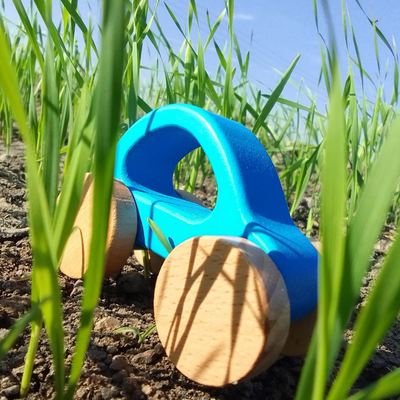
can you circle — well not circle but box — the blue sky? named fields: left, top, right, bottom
left=4, top=0, right=400, bottom=109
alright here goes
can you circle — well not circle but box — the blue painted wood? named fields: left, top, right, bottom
left=114, top=104, right=318, bottom=321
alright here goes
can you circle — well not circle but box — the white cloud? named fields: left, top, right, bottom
left=233, top=13, right=254, bottom=21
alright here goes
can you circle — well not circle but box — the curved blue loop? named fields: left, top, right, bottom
left=114, top=104, right=318, bottom=321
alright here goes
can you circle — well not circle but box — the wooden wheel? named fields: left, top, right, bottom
left=282, top=238, right=320, bottom=356
left=154, top=236, right=290, bottom=386
left=59, top=173, right=137, bottom=279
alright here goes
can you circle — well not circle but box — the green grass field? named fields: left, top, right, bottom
left=1, top=0, right=400, bottom=399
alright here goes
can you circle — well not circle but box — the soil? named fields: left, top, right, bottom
left=0, top=135, right=399, bottom=400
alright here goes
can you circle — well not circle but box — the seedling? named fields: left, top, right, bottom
left=113, top=325, right=157, bottom=345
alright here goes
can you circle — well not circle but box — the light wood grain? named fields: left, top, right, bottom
left=309, top=238, right=322, bottom=253
left=281, top=238, right=320, bottom=356
left=281, top=306, right=317, bottom=356
left=59, top=173, right=137, bottom=279
left=154, top=236, right=290, bottom=386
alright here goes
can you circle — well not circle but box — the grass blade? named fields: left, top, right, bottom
left=0, top=303, right=41, bottom=362
left=53, top=86, right=96, bottom=261
left=391, top=59, right=399, bottom=106
left=204, top=8, right=226, bottom=51
left=313, top=57, right=347, bottom=400
left=296, top=53, right=347, bottom=400
left=327, top=117, right=400, bottom=399
left=11, top=0, right=44, bottom=70
left=342, top=115, right=400, bottom=320
left=353, top=0, right=395, bottom=58
left=290, top=144, right=321, bottom=215
left=328, top=231, right=400, bottom=398
left=252, top=54, right=300, bottom=134
left=41, top=30, right=61, bottom=217
left=59, top=0, right=99, bottom=57
left=20, top=279, right=42, bottom=398
left=147, top=217, right=173, bottom=253
left=0, top=18, right=65, bottom=400
left=347, top=368, right=400, bottom=400
left=347, top=10, right=364, bottom=89
left=65, top=1, right=126, bottom=397
left=33, top=0, right=84, bottom=88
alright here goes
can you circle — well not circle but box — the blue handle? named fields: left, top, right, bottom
left=114, top=104, right=318, bottom=321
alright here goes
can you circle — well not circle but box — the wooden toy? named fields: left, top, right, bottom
left=61, top=104, right=319, bottom=386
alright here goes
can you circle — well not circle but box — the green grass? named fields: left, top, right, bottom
left=113, top=324, right=157, bottom=345
left=0, top=0, right=400, bottom=398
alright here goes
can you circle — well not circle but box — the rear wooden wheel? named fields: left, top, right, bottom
left=59, top=173, right=137, bottom=279
left=282, top=238, right=320, bottom=356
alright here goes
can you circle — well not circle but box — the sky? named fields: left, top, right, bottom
left=3, top=0, right=400, bottom=110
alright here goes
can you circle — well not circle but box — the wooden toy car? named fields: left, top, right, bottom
left=60, top=104, right=319, bottom=387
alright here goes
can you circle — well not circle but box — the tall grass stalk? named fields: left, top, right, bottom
left=0, top=16, right=65, bottom=399
left=0, top=0, right=126, bottom=398
left=297, top=1, right=400, bottom=398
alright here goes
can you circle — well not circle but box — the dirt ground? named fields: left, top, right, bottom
left=0, top=136, right=399, bottom=400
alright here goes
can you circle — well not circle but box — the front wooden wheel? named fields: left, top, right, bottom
left=59, top=173, right=137, bottom=279
left=154, top=236, right=290, bottom=386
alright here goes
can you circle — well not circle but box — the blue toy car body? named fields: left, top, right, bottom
left=114, top=104, right=318, bottom=322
